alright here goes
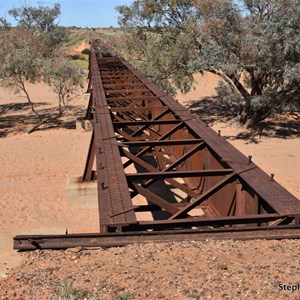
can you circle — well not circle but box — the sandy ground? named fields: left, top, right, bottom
left=0, top=73, right=299, bottom=299
left=65, top=40, right=90, bottom=55
left=0, top=83, right=99, bottom=278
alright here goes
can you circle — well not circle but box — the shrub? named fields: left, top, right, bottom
left=81, top=48, right=90, bottom=55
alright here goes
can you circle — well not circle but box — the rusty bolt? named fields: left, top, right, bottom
left=218, top=130, right=221, bottom=136
left=102, top=181, right=108, bottom=189
left=271, top=173, right=275, bottom=181
left=248, top=155, right=252, bottom=164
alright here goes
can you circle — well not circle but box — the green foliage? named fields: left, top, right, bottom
left=0, top=28, right=51, bottom=120
left=0, top=29, right=47, bottom=85
left=81, top=48, right=90, bottom=55
left=0, top=17, right=10, bottom=29
left=47, top=26, right=70, bottom=48
left=68, top=54, right=83, bottom=60
left=184, top=289, right=199, bottom=299
left=58, top=280, right=88, bottom=300
left=70, top=58, right=89, bottom=70
left=9, top=3, right=61, bottom=33
left=45, top=57, right=83, bottom=116
left=0, top=3, right=81, bottom=129
left=117, top=0, right=300, bottom=124
left=117, top=293, right=133, bottom=300
left=8, top=2, right=69, bottom=48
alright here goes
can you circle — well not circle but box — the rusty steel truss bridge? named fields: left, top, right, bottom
left=14, top=40, right=300, bottom=250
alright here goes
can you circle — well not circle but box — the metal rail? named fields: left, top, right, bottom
left=14, top=40, right=300, bottom=250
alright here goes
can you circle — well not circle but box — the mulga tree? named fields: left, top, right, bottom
left=117, top=0, right=300, bottom=125
left=8, top=2, right=69, bottom=48
left=0, top=28, right=49, bottom=121
left=44, top=57, right=84, bottom=117
left=0, top=3, right=82, bottom=132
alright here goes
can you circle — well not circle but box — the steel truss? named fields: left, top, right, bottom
left=14, top=40, right=300, bottom=250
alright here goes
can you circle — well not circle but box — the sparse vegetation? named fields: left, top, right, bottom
left=0, top=3, right=83, bottom=133
left=45, top=57, right=84, bottom=117
left=0, top=28, right=51, bottom=121
left=58, top=280, right=89, bottom=300
left=8, top=2, right=70, bottom=48
left=117, top=292, right=133, bottom=300
left=117, top=0, right=300, bottom=125
left=184, top=289, right=200, bottom=299
left=81, top=48, right=90, bottom=55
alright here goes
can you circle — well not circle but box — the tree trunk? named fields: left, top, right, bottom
left=20, top=80, right=42, bottom=121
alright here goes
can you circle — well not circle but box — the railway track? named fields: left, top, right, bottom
left=14, top=40, right=300, bottom=250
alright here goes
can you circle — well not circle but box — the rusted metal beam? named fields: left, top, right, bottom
left=126, top=169, right=234, bottom=180
left=90, top=50, right=137, bottom=228
left=107, top=96, right=159, bottom=102
left=169, top=174, right=237, bottom=219
left=122, top=148, right=199, bottom=198
left=106, top=88, right=151, bottom=94
left=13, top=40, right=300, bottom=250
left=132, top=183, right=179, bottom=214
left=111, top=106, right=164, bottom=112
left=82, top=131, right=96, bottom=181
left=120, top=139, right=203, bottom=146
left=14, top=224, right=300, bottom=250
left=113, top=119, right=182, bottom=126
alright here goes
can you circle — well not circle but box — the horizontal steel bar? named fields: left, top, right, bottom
left=113, top=120, right=182, bottom=126
left=136, top=213, right=295, bottom=227
left=105, top=89, right=150, bottom=94
left=134, top=203, right=187, bottom=212
left=111, top=106, right=166, bottom=112
left=14, top=224, right=300, bottom=250
left=101, top=69, right=131, bottom=76
left=102, top=75, right=137, bottom=79
left=103, top=83, right=145, bottom=88
left=126, top=169, right=234, bottom=180
left=107, top=96, right=159, bottom=102
left=120, top=139, right=203, bottom=146
left=102, top=78, right=141, bottom=83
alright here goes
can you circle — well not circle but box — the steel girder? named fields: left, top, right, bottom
left=14, top=40, right=300, bottom=250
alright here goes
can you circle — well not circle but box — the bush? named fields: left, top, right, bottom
left=67, top=54, right=82, bottom=60
left=81, top=48, right=90, bottom=55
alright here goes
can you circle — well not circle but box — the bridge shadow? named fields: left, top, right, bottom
left=185, top=97, right=300, bottom=142
left=0, top=102, right=86, bottom=138
left=186, top=96, right=236, bottom=125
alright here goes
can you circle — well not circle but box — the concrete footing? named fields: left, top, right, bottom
left=75, top=118, right=93, bottom=131
left=67, top=177, right=98, bottom=209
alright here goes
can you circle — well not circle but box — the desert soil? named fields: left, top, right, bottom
left=0, top=72, right=299, bottom=300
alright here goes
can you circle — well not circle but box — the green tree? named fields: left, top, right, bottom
left=9, top=2, right=69, bottom=48
left=44, top=57, right=84, bottom=117
left=0, top=3, right=82, bottom=133
left=9, top=3, right=61, bottom=32
left=0, top=17, right=10, bottom=29
left=117, top=0, right=300, bottom=125
left=0, top=28, right=49, bottom=121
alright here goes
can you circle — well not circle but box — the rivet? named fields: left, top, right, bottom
left=102, top=181, right=108, bottom=189
left=248, top=155, right=252, bottom=164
